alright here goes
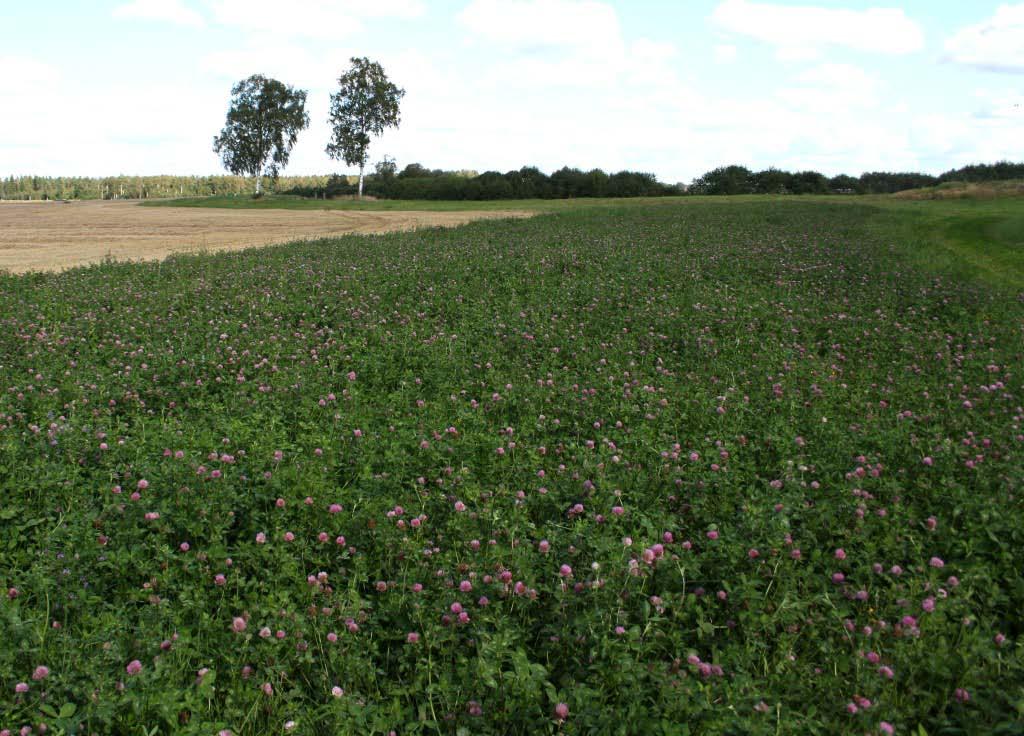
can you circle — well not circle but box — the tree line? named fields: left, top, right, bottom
left=0, top=175, right=333, bottom=201
left=284, top=163, right=678, bottom=200
left=7, top=160, right=1021, bottom=202
left=283, top=159, right=1024, bottom=201
left=689, top=161, right=1024, bottom=196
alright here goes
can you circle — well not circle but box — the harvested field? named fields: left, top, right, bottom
left=0, top=199, right=532, bottom=273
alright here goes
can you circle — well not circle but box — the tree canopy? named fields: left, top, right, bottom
left=691, top=165, right=943, bottom=195
left=282, top=163, right=678, bottom=200
left=213, top=74, right=309, bottom=195
left=326, top=57, right=405, bottom=197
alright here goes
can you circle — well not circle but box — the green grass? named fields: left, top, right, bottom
left=867, top=198, right=1024, bottom=290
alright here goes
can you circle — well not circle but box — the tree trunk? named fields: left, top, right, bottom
left=255, top=174, right=262, bottom=196
left=358, top=165, right=364, bottom=199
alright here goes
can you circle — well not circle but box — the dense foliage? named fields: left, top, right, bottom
left=939, top=161, right=1024, bottom=184
left=7, top=162, right=1023, bottom=202
left=690, top=166, right=937, bottom=195
left=326, top=58, right=405, bottom=198
left=0, top=175, right=335, bottom=201
left=690, top=161, right=1024, bottom=196
left=1, top=201, right=1022, bottom=735
left=285, top=165, right=678, bottom=200
left=213, top=75, right=310, bottom=196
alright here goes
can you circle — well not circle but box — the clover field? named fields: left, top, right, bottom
left=1, top=199, right=1022, bottom=735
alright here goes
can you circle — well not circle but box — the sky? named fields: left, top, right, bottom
left=1, top=0, right=1022, bottom=183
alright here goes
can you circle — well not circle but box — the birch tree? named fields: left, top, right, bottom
left=213, top=75, right=309, bottom=196
left=326, top=58, right=405, bottom=198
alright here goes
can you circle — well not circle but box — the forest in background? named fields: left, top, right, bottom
left=4, top=161, right=1022, bottom=201
left=688, top=160, right=1024, bottom=195
left=0, top=174, right=335, bottom=201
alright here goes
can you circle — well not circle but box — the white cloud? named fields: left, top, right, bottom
left=774, top=46, right=818, bottom=62
left=916, top=111, right=1023, bottom=168
left=944, top=4, right=1024, bottom=73
left=779, top=63, right=879, bottom=109
left=114, top=0, right=425, bottom=38
left=113, top=0, right=205, bottom=27
left=714, top=44, right=738, bottom=63
left=970, top=88, right=1024, bottom=120
left=207, top=0, right=423, bottom=40
left=458, top=0, right=622, bottom=54
left=456, top=0, right=681, bottom=96
left=711, top=0, right=924, bottom=59
left=0, top=55, right=59, bottom=95
left=632, top=38, right=676, bottom=62
left=453, top=8, right=922, bottom=180
left=200, top=43, right=352, bottom=86
left=0, top=71, right=229, bottom=175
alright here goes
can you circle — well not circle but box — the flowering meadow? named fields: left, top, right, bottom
left=0, top=200, right=1022, bottom=735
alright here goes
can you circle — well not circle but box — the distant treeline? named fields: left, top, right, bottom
left=287, top=160, right=1024, bottom=200
left=691, top=161, right=1024, bottom=195
left=0, top=175, right=332, bottom=200
left=284, top=163, right=678, bottom=200
left=5, top=161, right=1023, bottom=201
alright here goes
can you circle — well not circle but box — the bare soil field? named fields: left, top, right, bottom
left=0, top=200, right=532, bottom=273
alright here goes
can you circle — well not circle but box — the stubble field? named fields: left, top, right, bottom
left=0, top=198, right=1022, bottom=735
left=0, top=200, right=531, bottom=273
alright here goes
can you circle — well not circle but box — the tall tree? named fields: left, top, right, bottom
left=213, top=74, right=309, bottom=196
left=326, top=57, right=405, bottom=198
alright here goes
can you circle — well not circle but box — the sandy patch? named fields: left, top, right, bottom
left=0, top=200, right=532, bottom=273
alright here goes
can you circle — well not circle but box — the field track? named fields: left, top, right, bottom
left=0, top=199, right=532, bottom=273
